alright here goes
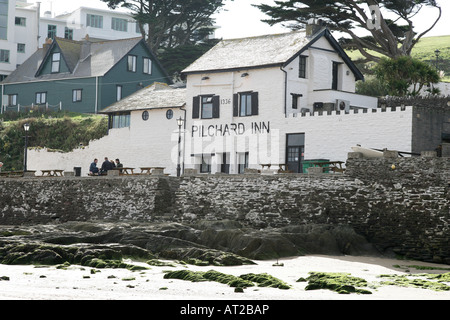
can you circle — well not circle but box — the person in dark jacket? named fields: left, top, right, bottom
left=89, top=158, right=99, bottom=175
left=100, top=157, right=114, bottom=175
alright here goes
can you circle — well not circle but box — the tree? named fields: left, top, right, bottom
left=374, top=56, right=440, bottom=96
left=254, top=0, right=442, bottom=63
left=101, top=0, right=229, bottom=52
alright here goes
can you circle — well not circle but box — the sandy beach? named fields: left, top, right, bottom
left=0, top=254, right=449, bottom=301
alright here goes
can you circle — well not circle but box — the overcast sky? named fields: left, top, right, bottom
left=31, top=0, right=449, bottom=39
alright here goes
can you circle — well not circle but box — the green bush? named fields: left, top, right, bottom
left=0, top=111, right=108, bottom=171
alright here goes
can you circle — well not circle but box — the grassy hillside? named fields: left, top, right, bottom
left=0, top=111, right=108, bottom=171
left=346, top=35, right=450, bottom=82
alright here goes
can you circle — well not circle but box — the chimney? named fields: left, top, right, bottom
left=306, top=18, right=325, bottom=37
left=80, top=34, right=91, bottom=60
left=43, top=38, right=53, bottom=52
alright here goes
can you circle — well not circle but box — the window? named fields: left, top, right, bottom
left=0, top=50, right=10, bottom=63
left=47, top=25, right=56, bottom=39
left=291, top=93, right=302, bottom=109
left=87, top=14, right=103, bottom=28
left=299, top=56, right=307, bottom=78
left=72, top=89, right=82, bottom=102
left=143, top=57, right=152, bottom=74
left=8, top=94, right=17, bottom=106
left=51, top=52, right=60, bottom=73
left=36, top=92, right=47, bottom=104
left=200, top=154, right=211, bottom=173
left=166, top=109, right=173, bottom=119
left=112, top=17, right=128, bottom=32
left=142, top=110, right=149, bottom=121
left=202, top=96, right=213, bottom=119
left=116, top=85, right=122, bottom=101
left=17, top=43, right=25, bottom=53
left=192, top=95, right=220, bottom=119
left=0, top=0, right=8, bottom=40
left=127, top=55, right=136, bottom=72
left=233, top=92, right=258, bottom=117
left=111, top=113, right=130, bottom=129
left=240, top=93, right=252, bottom=116
left=15, top=17, right=26, bottom=26
left=64, top=27, right=73, bottom=40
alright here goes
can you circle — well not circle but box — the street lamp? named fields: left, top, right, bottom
left=23, top=123, right=30, bottom=172
left=176, top=117, right=184, bottom=177
left=435, top=49, right=440, bottom=70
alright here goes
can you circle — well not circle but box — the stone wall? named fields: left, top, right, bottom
left=0, top=155, right=449, bottom=263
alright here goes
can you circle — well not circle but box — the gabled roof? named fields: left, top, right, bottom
left=182, top=28, right=364, bottom=81
left=100, top=82, right=186, bottom=114
left=2, top=37, right=161, bottom=84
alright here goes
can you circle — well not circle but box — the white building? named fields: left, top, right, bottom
left=0, top=0, right=39, bottom=80
left=38, top=6, right=141, bottom=48
left=181, top=27, right=381, bottom=174
left=27, top=27, right=417, bottom=177
left=0, top=0, right=139, bottom=80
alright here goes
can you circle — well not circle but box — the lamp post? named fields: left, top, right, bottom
left=176, top=117, right=184, bottom=177
left=435, top=49, right=440, bottom=70
left=23, top=123, right=30, bottom=172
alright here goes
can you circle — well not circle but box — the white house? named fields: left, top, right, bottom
left=28, top=26, right=423, bottom=176
left=0, top=0, right=141, bottom=80
left=180, top=26, right=384, bottom=174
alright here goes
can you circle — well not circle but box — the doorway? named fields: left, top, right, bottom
left=286, top=133, right=305, bottom=173
left=220, top=153, right=230, bottom=174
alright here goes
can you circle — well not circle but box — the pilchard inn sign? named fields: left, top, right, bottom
left=191, top=121, right=271, bottom=137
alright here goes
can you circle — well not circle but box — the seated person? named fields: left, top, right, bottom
left=89, top=158, right=99, bottom=175
left=99, top=157, right=114, bottom=175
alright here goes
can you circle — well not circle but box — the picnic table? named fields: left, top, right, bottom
left=112, top=167, right=135, bottom=175
left=260, top=164, right=289, bottom=172
left=41, top=169, right=64, bottom=177
left=140, top=167, right=166, bottom=175
left=0, top=170, right=25, bottom=177
left=310, top=161, right=345, bottom=173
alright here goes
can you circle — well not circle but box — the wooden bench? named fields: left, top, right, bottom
left=311, top=161, right=345, bottom=173
left=0, top=170, right=25, bottom=177
left=140, top=167, right=166, bottom=175
left=41, top=169, right=64, bottom=177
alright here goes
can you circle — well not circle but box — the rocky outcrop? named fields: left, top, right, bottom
left=0, top=221, right=379, bottom=267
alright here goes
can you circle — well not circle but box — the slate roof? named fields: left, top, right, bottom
left=100, top=82, right=186, bottom=113
left=2, top=37, right=146, bottom=83
left=182, top=28, right=364, bottom=81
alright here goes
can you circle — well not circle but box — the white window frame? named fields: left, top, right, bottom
left=36, top=92, right=47, bottom=104
left=143, top=57, right=152, bottom=74
left=127, top=55, right=137, bottom=72
left=116, top=85, right=122, bottom=101
left=72, top=89, right=82, bottom=102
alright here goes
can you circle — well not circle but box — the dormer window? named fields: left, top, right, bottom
left=51, top=52, right=60, bottom=73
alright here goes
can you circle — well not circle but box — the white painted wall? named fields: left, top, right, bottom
left=27, top=108, right=185, bottom=176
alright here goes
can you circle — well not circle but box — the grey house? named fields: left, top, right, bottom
left=0, top=36, right=171, bottom=113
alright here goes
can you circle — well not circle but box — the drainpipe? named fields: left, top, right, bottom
left=1, top=83, right=4, bottom=114
left=181, top=106, right=187, bottom=176
left=280, top=65, right=288, bottom=117
left=95, top=76, right=99, bottom=113
left=36, top=2, right=41, bottom=48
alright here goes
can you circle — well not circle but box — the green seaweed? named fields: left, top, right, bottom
left=305, top=272, right=372, bottom=294
left=163, top=269, right=289, bottom=290
left=379, top=273, right=450, bottom=291
left=239, top=273, right=291, bottom=289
